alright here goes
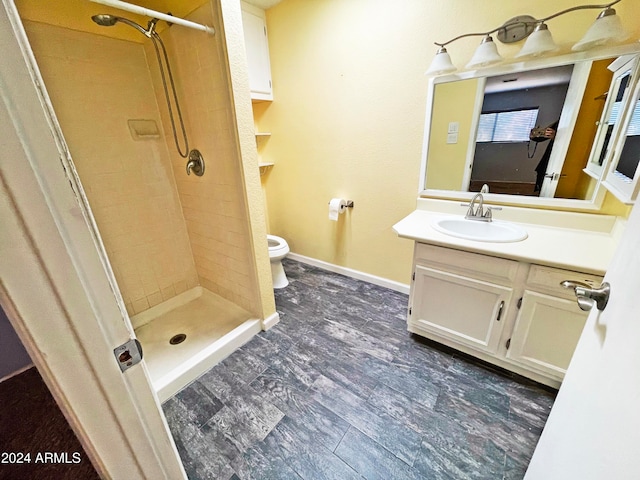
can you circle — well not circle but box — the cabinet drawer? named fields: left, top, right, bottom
left=414, top=243, right=519, bottom=286
left=526, top=265, right=603, bottom=300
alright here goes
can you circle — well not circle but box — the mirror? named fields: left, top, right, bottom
left=421, top=44, right=640, bottom=210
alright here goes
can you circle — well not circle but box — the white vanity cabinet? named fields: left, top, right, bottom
left=506, top=265, right=602, bottom=383
left=410, top=244, right=518, bottom=355
left=241, top=2, right=273, bottom=101
left=408, top=243, right=603, bottom=387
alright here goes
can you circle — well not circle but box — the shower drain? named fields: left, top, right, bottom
left=169, top=333, right=187, bottom=345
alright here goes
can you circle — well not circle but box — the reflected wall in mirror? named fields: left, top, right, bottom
left=421, top=44, right=640, bottom=210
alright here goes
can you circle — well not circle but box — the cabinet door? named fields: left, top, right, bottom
left=601, top=56, right=640, bottom=204
left=241, top=3, right=273, bottom=101
left=507, top=290, right=588, bottom=380
left=411, top=265, right=511, bottom=354
left=584, top=56, right=637, bottom=180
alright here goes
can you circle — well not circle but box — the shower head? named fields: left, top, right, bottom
left=91, top=13, right=150, bottom=36
left=91, top=14, right=119, bottom=26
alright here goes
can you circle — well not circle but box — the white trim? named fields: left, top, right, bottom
left=417, top=76, right=436, bottom=194
left=0, top=363, right=35, bottom=384
left=461, top=77, right=486, bottom=191
left=287, top=253, right=410, bottom=295
left=262, top=311, right=280, bottom=330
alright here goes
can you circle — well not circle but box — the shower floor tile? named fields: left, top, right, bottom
left=163, top=259, right=557, bottom=480
left=135, top=288, right=254, bottom=394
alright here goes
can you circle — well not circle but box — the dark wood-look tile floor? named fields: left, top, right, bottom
left=163, top=259, right=556, bottom=480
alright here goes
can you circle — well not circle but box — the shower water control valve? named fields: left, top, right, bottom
left=186, top=149, right=205, bottom=176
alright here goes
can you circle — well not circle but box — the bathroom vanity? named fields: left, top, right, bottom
left=397, top=42, right=640, bottom=388
left=394, top=201, right=621, bottom=388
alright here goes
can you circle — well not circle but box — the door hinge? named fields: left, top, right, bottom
left=408, top=307, right=412, bottom=316
left=114, top=338, right=143, bottom=372
left=412, top=272, right=415, bottom=281
left=517, top=297, right=523, bottom=309
left=506, top=338, right=511, bottom=350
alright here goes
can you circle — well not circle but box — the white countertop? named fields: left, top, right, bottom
left=393, top=199, right=625, bottom=275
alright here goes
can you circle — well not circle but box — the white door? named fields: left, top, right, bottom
left=538, top=62, right=592, bottom=198
left=525, top=196, right=640, bottom=477
left=0, top=3, right=185, bottom=478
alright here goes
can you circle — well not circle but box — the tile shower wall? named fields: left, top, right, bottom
left=147, top=3, right=259, bottom=315
left=23, top=22, right=199, bottom=315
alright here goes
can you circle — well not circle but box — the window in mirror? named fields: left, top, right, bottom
left=476, top=108, right=539, bottom=143
left=616, top=101, right=640, bottom=179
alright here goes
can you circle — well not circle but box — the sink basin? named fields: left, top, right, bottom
left=432, top=217, right=528, bottom=243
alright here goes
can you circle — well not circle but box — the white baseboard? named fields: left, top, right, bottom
left=262, top=312, right=280, bottom=330
left=287, top=253, right=410, bottom=295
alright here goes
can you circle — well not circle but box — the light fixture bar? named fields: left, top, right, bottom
left=88, top=0, right=215, bottom=35
left=536, top=0, right=622, bottom=23
left=433, top=0, right=622, bottom=48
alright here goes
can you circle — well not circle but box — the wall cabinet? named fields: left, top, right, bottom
left=584, top=55, right=638, bottom=180
left=408, top=243, right=602, bottom=387
left=241, top=2, right=273, bottom=101
left=599, top=55, right=640, bottom=204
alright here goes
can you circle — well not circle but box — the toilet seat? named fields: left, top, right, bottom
left=267, top=235, right=290, bottom=288
left=267, top=234, right=289, bottom=258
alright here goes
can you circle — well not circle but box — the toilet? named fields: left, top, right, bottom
left=267, top=234, right=290, bottom=289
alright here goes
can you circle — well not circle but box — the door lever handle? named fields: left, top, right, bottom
left=561, top=280, right=610, bottom=311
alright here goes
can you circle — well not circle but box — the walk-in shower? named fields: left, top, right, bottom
left=92, top=13, right=205, bottom=176
left=15, top=1, right=267, bottom=401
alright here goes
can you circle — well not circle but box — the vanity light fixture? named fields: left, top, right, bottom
left=466, top=35, right=503, bottom=69
left=425, top=47, right=456, bottom=76
left=572, top=5, right=628, bottom=51
left=515, top=23, right=558, bottom=58
left=426, top=0, right=629, bottom=76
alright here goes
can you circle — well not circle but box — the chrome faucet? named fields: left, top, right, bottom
left=466, top=193, right=484, bottom=218
left=461, top=193, right=501, bottom=222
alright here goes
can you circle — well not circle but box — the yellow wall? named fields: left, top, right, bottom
left=261, top=0, right=640, bottom=285
left=426, top=79, right=479, bottom=191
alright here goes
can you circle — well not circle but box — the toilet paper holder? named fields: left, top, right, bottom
left=328, top=200, right=354, bottom=208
